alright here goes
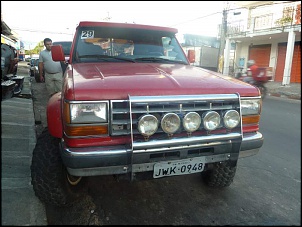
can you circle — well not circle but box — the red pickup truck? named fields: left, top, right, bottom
left=31, top=21, right=264, bottom=207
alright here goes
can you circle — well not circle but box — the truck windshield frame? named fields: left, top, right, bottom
left=72, top=26, right=189, bottom=64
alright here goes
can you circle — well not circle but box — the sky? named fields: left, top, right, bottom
left=1, top=1, right=226, bottom=50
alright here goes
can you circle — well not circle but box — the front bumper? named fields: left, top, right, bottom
left=60, top=132, right=263, bottom=177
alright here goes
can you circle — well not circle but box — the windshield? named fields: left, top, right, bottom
left=72, top=26, right=188, bottom=64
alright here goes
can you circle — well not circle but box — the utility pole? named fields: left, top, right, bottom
left=103, top=12, right=112, bottom=21
left=218, top=8, right=228, bottom=73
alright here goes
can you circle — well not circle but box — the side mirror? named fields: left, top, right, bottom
left=51, top=45, right=65, bottom=61
left=187, top=50, right=195, bottom=63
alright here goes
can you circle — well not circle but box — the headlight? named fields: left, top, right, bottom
left=241, top=99, right=261, bottom=115
left=223, top=110, right=240, bottom=129
left=203, top=111, right=220, bottom=131
left=183, top=112, right=201, bottom=132
left=70, top=102, right=107, bottom=123
left=137, top=114, right=159, bottom=136
left=161, top=113, right=181, bottom=134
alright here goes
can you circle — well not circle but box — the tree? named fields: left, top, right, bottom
left=24, top=41, right=45, bottom=55
left=31, top=41, right=44, bottom=54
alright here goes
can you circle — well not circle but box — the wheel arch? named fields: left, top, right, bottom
left=47, top=92, right=63, bottom=138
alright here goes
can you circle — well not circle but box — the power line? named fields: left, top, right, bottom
left=169, top=11, right=222, bottom=27
left=11, top=1, right=296, bottom=36
left=10, top=27, right=73, bottom=35
left=169, top=1, right=294, bottom=27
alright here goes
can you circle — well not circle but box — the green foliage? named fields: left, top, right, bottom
left=275, top=16, right=293, bottom=26
left=25, top=41, right=45, bottom=55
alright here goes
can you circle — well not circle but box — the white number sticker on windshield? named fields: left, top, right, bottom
left=81, top=30, right=94, bottom=39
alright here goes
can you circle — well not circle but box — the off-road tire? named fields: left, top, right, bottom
left=202, top=161, right=237, bottom=187
left=258, top=84, right=267, bottom=99
left=31, top=128, right=85, bottom=207
left=34, top=74, right=41, bottom=83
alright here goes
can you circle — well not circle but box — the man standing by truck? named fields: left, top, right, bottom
left=38, top=38, right=63, bottom=97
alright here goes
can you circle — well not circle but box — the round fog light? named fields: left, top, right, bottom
left=203, top=111, right=220, bottom=131
left=183, top=112, right=201, bottom=132
left=161, top=113, right=181, bottom=134
left=223, top=110, right=240, bottom=129
left=137, top=114, right=159, bottom=136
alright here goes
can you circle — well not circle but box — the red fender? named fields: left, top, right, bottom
left=47, top=92, right=63, bottom=138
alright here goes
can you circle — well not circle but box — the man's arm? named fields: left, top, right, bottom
left=8, top=49, right=15, bottom=74
left=8, top=59, right=14, bottom=73
left=38, top=62, right=44, bottom=82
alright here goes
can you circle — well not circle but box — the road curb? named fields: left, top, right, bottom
left=269, top=92, right=301, bottom=100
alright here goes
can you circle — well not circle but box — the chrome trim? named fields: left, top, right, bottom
left=62, top=144, right=130, bottom=157
left=61, top=132, right=261, bottom=158
left=129, top=94, right=239, bottom=103
left=67, top=165, right=128, bottom=176
left=239, top=132, right=263, bottom=158
left=133, top=141, right=230, bottom=153
left=129, top=95, right=134, bottom=150
left=241, top=132, right=263, bottom=150
left=62, top=132, right=262, bottom=176
left=111, top=94, right=241, bottom=137
left=240, top=132, right=263, bottom=150
left=132, top=132, right=241, bottom=150
left=67, top=153, right=232, bottom=176
left=240, top=96, right=262, bottom=100
left=65, top=100, right=110, bottom=104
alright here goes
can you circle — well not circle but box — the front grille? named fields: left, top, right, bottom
left=111, top=94, right=242, bottom=151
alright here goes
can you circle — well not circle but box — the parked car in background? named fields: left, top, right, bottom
left=28, top=58, right=44, bottom=82
left=28, top=58, right=38, bottom=76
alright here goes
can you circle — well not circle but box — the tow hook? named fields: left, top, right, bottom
left=67, top=173, right=82, bottom=186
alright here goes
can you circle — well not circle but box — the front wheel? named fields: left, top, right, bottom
left=34, top=73, right=41, bottom=83
left=257, top=84, right=267, bottom=99
left=235, top=72, right=242, bottom=79
left=201, top=161, right=237, bottom=187
left=30, top=128, right=85, bottom=207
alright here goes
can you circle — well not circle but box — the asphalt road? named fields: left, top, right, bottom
left=23, top=61, right=301, bottom=225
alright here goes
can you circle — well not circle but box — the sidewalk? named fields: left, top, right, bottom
left=1, top=69, right=47, bottom=225
left=266, top=81, right=301, bottom=100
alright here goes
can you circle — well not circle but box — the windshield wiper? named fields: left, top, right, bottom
left=77, top=55, right=136, bottom=62
left=77, top=55, right=111, bottom=62
left=111, top=56, right=136, bottom=62
left=134, top=57, right=188, bottom=65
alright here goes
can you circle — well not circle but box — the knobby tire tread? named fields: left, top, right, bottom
left=30, top=128, right=83, bottom=207
left=202, top=161, right=237, bottom=187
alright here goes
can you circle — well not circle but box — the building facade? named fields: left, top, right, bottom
left=222, top=1, right=301, bottom=85
left=1, top=14, right=21, bottom=59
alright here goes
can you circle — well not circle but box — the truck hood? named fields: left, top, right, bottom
left=66, top=63, right=259, bottom=100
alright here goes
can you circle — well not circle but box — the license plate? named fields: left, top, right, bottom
left=153, top=157, right=205, bottom=178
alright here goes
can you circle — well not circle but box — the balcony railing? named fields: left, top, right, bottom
left=226, top=1, right=301, bottom=36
